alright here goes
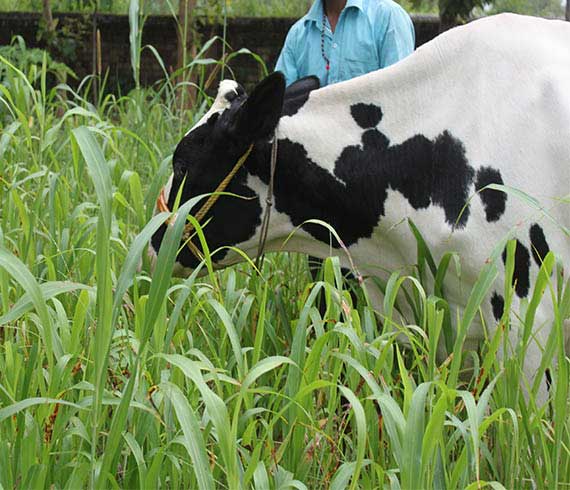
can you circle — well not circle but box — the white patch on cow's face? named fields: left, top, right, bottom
left=185, top=80, right=240, bottom=136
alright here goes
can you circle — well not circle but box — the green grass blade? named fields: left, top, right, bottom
left=160, top=382, right=215, bottom=490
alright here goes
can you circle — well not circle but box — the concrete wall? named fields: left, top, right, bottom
left=0, top=12, right=440, bottom=92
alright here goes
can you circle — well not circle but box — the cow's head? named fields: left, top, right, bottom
left=149, top=72, right=320, bottom=274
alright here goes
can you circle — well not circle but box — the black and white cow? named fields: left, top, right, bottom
left=150, top=14, right=570, bottom=396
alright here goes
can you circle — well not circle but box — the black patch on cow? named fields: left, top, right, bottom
left=247, top=106, right=476, bottom=246
left=475, top=167, right=506, bottom=222
left=529, top=223, right=550, bottom=266
left=502, top=240, right=531, bottom=298
left=282, top=76, right=320, bottom=117
left=336, top=127, right=475, bottom=228
left=172, top=123, right=211, bottom=180
left=350, top=103, right=383, bottom=129
left=491, top=292, right=505, bottom=321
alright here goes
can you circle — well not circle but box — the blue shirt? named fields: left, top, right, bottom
left=275, top=0, right=415, bottom=87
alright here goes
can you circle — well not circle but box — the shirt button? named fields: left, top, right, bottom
left=332, top=43, right=338, bottom=49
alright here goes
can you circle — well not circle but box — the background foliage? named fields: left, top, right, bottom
left=0, top=0, right=565, bottom=18
left=2, top=0, right=312, bottom=17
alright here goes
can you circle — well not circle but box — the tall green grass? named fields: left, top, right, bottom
left=0, top=40, right=569, bottom=490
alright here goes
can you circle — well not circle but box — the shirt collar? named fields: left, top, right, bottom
left=305, top=0, right=364, bottom=24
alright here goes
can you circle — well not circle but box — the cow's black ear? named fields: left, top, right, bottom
left=234, top=72, right=286, bottom=140
left=285, top=76, right=320, bottom=99
left=283, top=76, right=320, bottom=117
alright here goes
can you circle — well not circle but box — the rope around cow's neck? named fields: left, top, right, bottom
left=255, top=137, right=278, bottom=271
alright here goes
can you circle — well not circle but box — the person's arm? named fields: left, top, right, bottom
left=377, top=5, right=415, bottom=68
left=275, top=27, right=300, bottom=86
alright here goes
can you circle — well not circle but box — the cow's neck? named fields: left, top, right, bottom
left=246, top=123, right=387, bottom=270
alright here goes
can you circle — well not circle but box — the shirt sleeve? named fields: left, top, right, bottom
left=275, top=27, right=300, bottom=87
left=377, top=6, right=416, bottom=68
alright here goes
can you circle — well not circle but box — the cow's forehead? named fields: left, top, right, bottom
left=185, top=80, right=244, bottom=136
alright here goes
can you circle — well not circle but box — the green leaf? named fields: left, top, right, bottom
left=241, top=356, right=295, bottom=393
left=0, top=246, right=60, bottom=368
left=160, top=382, right=215, bottom=490
left=0, top=398, right=83, bottom=423
left=338, top=385, right=367, bottom=490
left=0, top=281, right=92, bottom=326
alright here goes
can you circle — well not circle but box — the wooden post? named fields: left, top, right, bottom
left=177, top=0, right=197, bottom=109
left=566, top=0, right=569, bottom=21
left=42, top=0, right=55, bottom=34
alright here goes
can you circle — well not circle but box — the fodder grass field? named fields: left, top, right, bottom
left=0, top=31, right=569, bottom=490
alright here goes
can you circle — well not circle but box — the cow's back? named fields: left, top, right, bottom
left=280, top=14, right=570, bottom=192
left=277, top=14, right=570, bottom=322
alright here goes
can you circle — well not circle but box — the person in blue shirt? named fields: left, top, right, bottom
left=276, top=0, right=415, bottom=87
